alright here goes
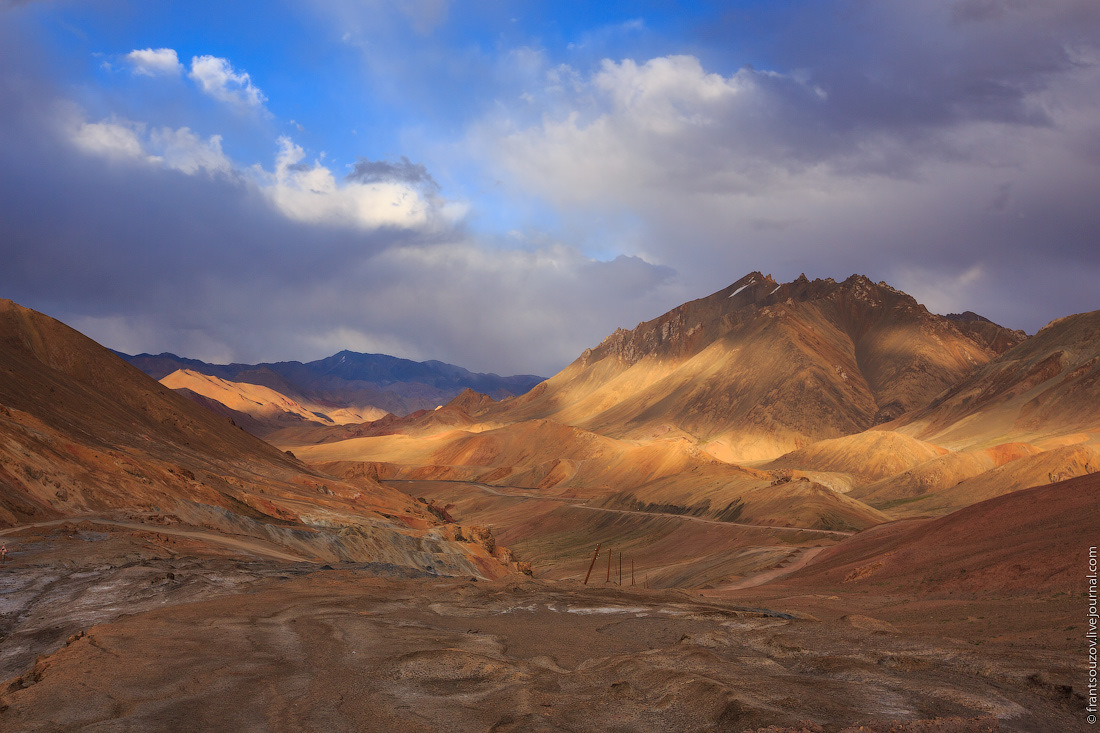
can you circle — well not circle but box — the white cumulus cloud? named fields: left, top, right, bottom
left=149, top=127, right=233, bottom=176
left=265, top=136, right=455, bottom=230
left=125, top=48, right=183, bottom=76
left=188, top=55, right=267, bottom=109
left=70, top=119, right=151, bottom=162
left=67, top=114, right=233, bottom=177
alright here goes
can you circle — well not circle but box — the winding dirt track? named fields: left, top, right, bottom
left=709, top=546, right=827, bottom=591
left=385, top=478, right=854, bottom=537
left=0, top=518, right=311, bottom=562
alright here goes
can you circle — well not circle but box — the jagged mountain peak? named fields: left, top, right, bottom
left=498, top=271, right=1016, bottom=461
left=580, top=272, right=932, bottom=371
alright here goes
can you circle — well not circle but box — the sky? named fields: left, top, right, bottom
left=1, top=0, right=1098, bottom=377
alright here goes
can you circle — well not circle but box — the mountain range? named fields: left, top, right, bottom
left=5, top=271, right=1099, bottom=555
left=119, top=349, right=545, bottom=421
left=2, top=273, right=1097, bottom=730
left=269, top=272, right=1098, bottom=536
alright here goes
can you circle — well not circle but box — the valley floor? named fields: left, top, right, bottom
left=0, top=522, right=1089, bottom=732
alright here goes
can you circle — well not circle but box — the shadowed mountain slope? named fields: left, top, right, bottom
left=943, top=311, right=1028, bottom=355
left=757, top=311, right=1100, bottom=516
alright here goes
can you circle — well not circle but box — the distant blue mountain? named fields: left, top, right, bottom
left=116, top=349, right=545, bottom=417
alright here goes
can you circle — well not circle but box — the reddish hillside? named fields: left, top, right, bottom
left=779, top=472, right=1100, bottom=594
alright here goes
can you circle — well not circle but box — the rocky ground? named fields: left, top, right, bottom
left=0, top=523, right=1089, bottom=732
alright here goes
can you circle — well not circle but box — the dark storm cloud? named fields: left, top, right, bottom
left=487, top=0, right=1100, bottom=334
left=347, top=156, right=439, bottom=191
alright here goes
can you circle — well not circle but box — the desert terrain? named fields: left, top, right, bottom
left=1, top=276, right=1097, bottom=731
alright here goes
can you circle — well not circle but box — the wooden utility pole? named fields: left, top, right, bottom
left=606, top=547, right=611, bottom=583
left=618, top=552, right=622, bottom=585
left=583, top=543, right=601, bottom=585
left=631, top=559, right=635, bottom=586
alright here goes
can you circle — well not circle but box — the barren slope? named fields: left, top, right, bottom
left=747, top=310, right=1100, bottom=516
left=765, top=431, right=948, bottom=485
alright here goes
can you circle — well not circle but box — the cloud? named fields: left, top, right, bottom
left=66, top=114, right=233, bottom=177
left=471, top=1, right=1100, bottom=333
left=63, top=110, right=460, bottom=232
left=43, top=238, right=678, bottom=375
left=125, top=47, right=182, bottom=76
left=70, top=119, right=149, bottom=161
left=265, top=137, right=459, bottom=230
left=894, top=263, right=987, bottom=315
left=149, top=126, right=233, bottom=176
left=347, top=156, right=439, bottom=191
left=488, top=56, right=828, bottom=207
left=188, top=55, right=267, bottom=109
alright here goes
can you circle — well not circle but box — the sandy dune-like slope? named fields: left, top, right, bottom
left=849, top=442, right=1042, bottom=505
left=864, top=441, right=1100, bottom=517
left=161, top=368, right=387, bottom=428
left=765, top=430, right=948, bottom=484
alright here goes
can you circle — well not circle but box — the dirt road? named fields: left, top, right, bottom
left=0, top=518, right=311, bottom=562
left=384, top=478, right=854, bottom=537
left=709, top=546, right=827, bottom=591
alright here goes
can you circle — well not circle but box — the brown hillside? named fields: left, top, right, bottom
left=0, top=299, right=512, bottom=576
left=871, top=442, right=1100, bottom=518
left=943, top=311, right=1028, bottom=354
left=850, top=442, right=1042, bottom=507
